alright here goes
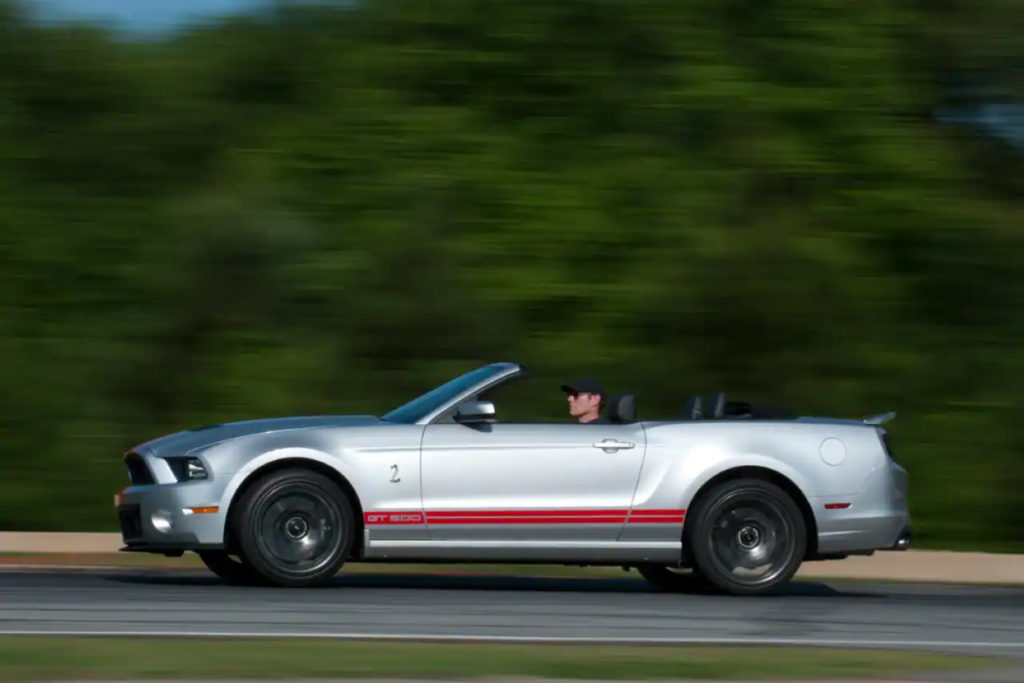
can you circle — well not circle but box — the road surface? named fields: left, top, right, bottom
left=1, top=568, right=1022, bottom=656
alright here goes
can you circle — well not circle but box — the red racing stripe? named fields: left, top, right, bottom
left=627, top=508, right=686, bottom=524
left=426, top=509, right=627, bottom=517
left=629, top=509, right=686, bottom=516
left=626, top=517, right=684, bottom=524
left=426, top=509, right=627, bottom=525
left=364, top=508, right=686, bottom=525
left=428, top=515, right=627, bottom=525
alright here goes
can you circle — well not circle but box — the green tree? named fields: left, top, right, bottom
left=0, top=0, right=1020, bottom=549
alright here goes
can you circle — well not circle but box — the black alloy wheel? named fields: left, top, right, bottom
left=685, top=478, right=806, bottom=596
left=233, top=468, right=355, bottom=587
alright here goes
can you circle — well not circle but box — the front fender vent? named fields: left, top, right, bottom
left=124, top=452, right=155, bottom=485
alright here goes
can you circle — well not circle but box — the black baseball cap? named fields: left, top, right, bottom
left=561, top=378, right=605, bottom=397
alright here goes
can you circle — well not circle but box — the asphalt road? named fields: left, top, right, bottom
left=1, top=567, right=1023, bottom=656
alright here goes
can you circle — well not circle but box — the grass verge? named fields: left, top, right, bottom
left=0, top=637, right=1010, bottom=681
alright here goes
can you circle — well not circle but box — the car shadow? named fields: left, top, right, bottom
left=101, top=568, right=879, bottom=598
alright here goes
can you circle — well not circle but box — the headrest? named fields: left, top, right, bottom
left=704, top=392, right=726, bottom=419
left=605, top=393, right=636, bottom=423
left=682, top=394, right=703, bottom=420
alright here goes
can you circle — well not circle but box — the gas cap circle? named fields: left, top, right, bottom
left=820, top=437, right=846, bottom=466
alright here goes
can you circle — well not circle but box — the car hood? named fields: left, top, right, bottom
left=131, top=415, right=383, bottom=457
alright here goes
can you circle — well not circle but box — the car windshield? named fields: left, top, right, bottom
left=381, top=363, right=515, bottom=424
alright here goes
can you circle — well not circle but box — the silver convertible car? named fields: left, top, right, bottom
left=114, top=361, right=910, bottom=596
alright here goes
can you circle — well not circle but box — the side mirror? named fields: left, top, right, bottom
left=454, top=400, right=495, bottom=424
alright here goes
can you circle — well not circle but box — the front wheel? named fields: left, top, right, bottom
left=685, top=478, right=806, bottom=596
left=233, top=468, right=355, bottom=587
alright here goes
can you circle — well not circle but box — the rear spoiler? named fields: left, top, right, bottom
left=862, top=411, right=896, bottom=425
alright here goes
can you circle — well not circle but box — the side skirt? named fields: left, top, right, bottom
left=360, top=539, right=682, bottom=563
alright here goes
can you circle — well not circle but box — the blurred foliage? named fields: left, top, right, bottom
left=0, top=0, right=1022, bottom=550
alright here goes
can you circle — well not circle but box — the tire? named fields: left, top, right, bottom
left=685, top=478, right=806, bottom=596
left=636, top=564, right=714, bottom=593
left=232, top=467, right=355, bottom=587
left=197, top=550, right=267, bottom=586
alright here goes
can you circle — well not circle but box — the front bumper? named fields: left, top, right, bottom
left=115, top=480, right=228, bottom=553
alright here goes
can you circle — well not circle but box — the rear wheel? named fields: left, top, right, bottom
left=197, top=550, right=266, bottom=586
left=233, top=468, right=355, bottom=587
left=685, top=478, right=806, bottom=596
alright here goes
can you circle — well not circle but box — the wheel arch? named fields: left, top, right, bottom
left=681, top=465, right=818, bottom=564
left=221, top=456, right=365, bottom=559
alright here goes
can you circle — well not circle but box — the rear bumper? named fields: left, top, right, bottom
left=814, top=458, right=911, bottom=555
left=816, top=510, right=911, bottom=555
left=889, top=524, right=912, bottom=550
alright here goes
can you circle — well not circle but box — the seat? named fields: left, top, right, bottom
left=703, top=392, right=726, bottom=419
left=724, top=400, right=753, bottom=417
left=682, top=394, right=703, bottom=420
left=604, top=393, right=637, bottom=423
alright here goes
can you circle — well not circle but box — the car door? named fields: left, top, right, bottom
left=419, top=422, right=647, bottom=543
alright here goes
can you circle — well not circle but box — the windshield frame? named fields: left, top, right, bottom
left=381, top=362, right=523, bottom=425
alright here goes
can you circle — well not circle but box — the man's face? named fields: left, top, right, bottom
left=567, top=391, right=601, bottom=418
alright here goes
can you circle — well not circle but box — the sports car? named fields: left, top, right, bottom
left=114, top=361, right=910, bottom=596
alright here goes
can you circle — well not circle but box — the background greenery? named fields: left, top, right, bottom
left=0, top=0, right=1021, bottom=550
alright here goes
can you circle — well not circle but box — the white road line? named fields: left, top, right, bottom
left=0, top=630, right=1022, bottom=649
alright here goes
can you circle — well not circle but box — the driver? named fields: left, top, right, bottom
left=561, top=378, right=607, bottom=424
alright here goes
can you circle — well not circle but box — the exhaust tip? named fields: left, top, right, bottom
left=893, top=529, right=911, bottom=550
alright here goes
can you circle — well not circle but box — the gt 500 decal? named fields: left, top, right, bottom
left=364, top=512, right=424, bottom=525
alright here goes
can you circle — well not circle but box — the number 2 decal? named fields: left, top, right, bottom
left=389, top=464, right=400, bottom=483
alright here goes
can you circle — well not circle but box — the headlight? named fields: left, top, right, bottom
left=168, top=456, right=208, bottom=481
left=186, top=458, right=207, bottom=479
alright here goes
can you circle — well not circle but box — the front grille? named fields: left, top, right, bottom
left=124, top=452, right=154, bottom=485
left=118, top=505, right=143, bottom=540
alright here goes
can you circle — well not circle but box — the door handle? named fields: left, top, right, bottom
left=593, top=439, right=635, bottom=451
